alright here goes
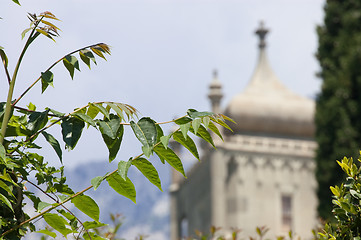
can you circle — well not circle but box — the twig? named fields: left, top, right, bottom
left=12, top=43, right=108, bottom=106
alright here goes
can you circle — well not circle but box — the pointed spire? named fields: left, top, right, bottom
left=208, top=69, right=223, bottom=114
left=244, top=21, right=287, bottom=91
left=255, top=20, right=269, bottom=49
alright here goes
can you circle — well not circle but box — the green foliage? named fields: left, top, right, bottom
left=315, top=0, right=361, bottom=219
left=317, top=155, right=361, bottom=240
left=183, top=226, right=302, bottom=240
left=0, top=8, right=231, bottom=239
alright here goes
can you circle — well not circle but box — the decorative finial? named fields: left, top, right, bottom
left=208, top=69, right=223, bottom=114
left=255, top=21, right=269, bottom=49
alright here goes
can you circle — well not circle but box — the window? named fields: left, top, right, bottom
left=180, top=217, right=189, bottom=238
left=281, top=195, right=292, bottom=231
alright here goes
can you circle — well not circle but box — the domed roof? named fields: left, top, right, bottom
left=224, top=22, right=315, bottom=138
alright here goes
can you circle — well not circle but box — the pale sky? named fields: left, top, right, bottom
left=1, top=0, right=325, bottom=168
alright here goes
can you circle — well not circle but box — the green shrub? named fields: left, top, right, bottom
left=317, top=154, right=361, bottom=239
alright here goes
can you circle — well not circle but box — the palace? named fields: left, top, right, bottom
left=169, top=22, right=318, bottom=239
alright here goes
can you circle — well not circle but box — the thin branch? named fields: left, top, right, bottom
left=13, top=105, right=58, bottom=117
left=13, top=43, right=108, bottom=106
left=24, top=178, right=93, bottom=239
left=0, top=149, right=149, bottom=238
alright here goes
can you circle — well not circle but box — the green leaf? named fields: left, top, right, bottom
left=42, top=131, right=62, bottom=163
left=203, top=116, right=210, bottom=130
left=43, top=213, right=73, bottom=237
left=0, top=170, right=18, bottom=186
left=350, top=189, right=361, bottom=199
left=211, top=116, right=233, bottom=132
left=97, top=43, right=111, bottom=54
left=155, top=124, right=164, bottom=142
left=57, top=209, right=75, bottom=222
left=12, top=0, right=21, bottom=6
left=118, top=159, right=132, bottom=180
left=97, top=114, right=121, bottom=139
left=26, top=110, right=49, bottom=135
left=61, top=117, right=85, bottom=150
left=0, top=192, right=13, bottom=212
left=107, top=102, right=125, bottom=121
left=91, top=176, right=105, bottom=190
left=36, top=28, right=55, bottom=41
left=27, top=102, right=36, bottom=111
left=80, top=49, right=96, bottom=67
left=208, top=121, right=223, bottom=141
left=115, top=103, right=136, bottom=120
left=66, top=55, right=80, bottom=70
left=174, top=116, right=192, bottom=125
left=154, top=144, right=186, bottom=177
left=83, top=232, right=108, bottom=240
left=0, top=48, right=8, bottom=68
left=187, top=109, right=214, bottom=119
left=5, top=123, right=31, bottom=137
left=58, top=195, right=69, bottom=202
left=219, top=113, right=236, bottom=123
left=47, top=108, right=65, bottom=117
left=0, top=143, right=5, bottom=162
left=173, top=131, right=199, bottom=160
left=106, top=173, right=136, bottom=203
left=130, top=117, right=157, bottom=148
left=330, top=186, right=339, bottom=198
left=91, top=46, right=106, bottom=60
left=86, top=103, right=100, bottom=119
left=0, top=179, right=15, bottom=199
left=142, top=145, right=152, bottom=158
left=91, top=103, right=109, bottom=120
left=40, top=20, right=60, bottom=31
left=83, top=221, right=107, bottom=230
left=132, top=158, right=162, bottom=191
left=72, top=112, right=96, bottom=127
left=192, top=118, right=201, bottom=135
left=90, top=176, right=104, bottom=191
left=190, top=125, right=215, bottom=148
left=180, top=122, right=191, bottom=139
left=0, top=102, right=7, bottom=122
left=63, top=55, right=80, bottom=79
left=41, top=70, right=54, bottom=93
left=160, top=135, right=171, bottom=149
left=71, top=194, right=99, bottom=221
left=79, top=51, right=91, bottom=69
left=36, top=229, right=57, bottom=238
left=97, top=115, right=124, bottom=162
left=37, top=201, right=52, bottom=212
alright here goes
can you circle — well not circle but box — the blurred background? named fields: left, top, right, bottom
left=1, top=1, right=324, bottom=239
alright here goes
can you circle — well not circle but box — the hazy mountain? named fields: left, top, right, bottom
left=65, top=158, right=172, bottom=240
left=24, top=157, right=172, bottom=240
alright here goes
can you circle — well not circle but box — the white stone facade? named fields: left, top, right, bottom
left=170, top=22, right=318, bottom=240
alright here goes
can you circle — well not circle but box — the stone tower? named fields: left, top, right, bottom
left=170, top=22, right=318, bottom=239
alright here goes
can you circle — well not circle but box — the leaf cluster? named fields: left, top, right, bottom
left=0, top=9, right=233, bottom=240
left=317, top=154, right=361, bottom=240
